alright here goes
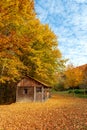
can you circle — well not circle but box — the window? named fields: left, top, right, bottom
left=24, top=88, right=28, bottom=94
left=36, top=87, right=42, bottom=92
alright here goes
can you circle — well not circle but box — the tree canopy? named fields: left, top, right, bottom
left=63, top=64, right=83, bottom=89
left=0, top=0, right=64, bottom=85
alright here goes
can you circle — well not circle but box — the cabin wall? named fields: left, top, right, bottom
left=16, top=86, right=34, bottom=102
left=16, top=86, right=50, bottom=102
left=35, top=87, right=50, bottom=101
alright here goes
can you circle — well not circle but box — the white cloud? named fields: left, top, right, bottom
left=35, top=0, right=87, bottom=66
left=75, top=0, right=87, bottom=3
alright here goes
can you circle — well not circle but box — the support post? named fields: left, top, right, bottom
left=42, top=86, right=44, bottom=102
left=34, top=86, right=36, bottom=102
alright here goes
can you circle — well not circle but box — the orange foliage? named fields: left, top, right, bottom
left=0, top=0, right=64, bottom=84
left=64, top=64, right=83, bottom=88
left=0, top=95, right=87, bottom=130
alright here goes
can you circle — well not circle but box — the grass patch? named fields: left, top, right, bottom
left=52, top=89, right=87, bottom=98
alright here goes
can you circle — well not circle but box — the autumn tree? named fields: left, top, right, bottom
left=64, top=64, right=83, bottom=90
left=81, top=65, right=87, bottom=95
left=0, top=0, right=64, bottom=85
left=0, top=0, right=35, bottom=83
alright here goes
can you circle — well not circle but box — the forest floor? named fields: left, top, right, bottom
left=0, top=94, right=87, bottom=130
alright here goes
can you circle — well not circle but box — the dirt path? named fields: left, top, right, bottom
left=0, top=95, right=87, bottom=130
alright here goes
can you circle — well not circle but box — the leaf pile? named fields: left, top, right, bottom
left=0, top=95, right=87, bottom=130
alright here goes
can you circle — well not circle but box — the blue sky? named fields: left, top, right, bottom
left=35, top=0, right=87, bottom=66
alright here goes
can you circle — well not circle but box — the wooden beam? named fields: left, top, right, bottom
left=42, top=86, right=44, bottom=102
left=34, top=86, right=36, bottom=102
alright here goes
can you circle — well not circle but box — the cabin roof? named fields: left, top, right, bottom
left=17, top=76, right=51, bottom=88
left=28, top=76, right=50, bottom=87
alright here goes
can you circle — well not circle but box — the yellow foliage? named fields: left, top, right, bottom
left=64, top=64, right=83, bottom=88
left=0, top=0, right=64, bottom=84
left=0, top=95, right=87, bottom=129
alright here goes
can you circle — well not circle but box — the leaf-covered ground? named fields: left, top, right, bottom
left=0, top=95, right=87, bottom=130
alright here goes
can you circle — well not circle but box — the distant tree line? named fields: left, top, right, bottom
left=54, top=64, right=87, bottom=95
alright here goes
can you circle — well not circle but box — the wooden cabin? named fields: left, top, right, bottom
left=16, top=76, right=51, bottom=102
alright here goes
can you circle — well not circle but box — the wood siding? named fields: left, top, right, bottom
left=16, top=77, right=51, bottom=102
left=16, top=86, right=34, bottom=102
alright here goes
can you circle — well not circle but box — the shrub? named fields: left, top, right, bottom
left=68, top=90, right=73, bottom=93
left=74, top=89, right=80, bottom=94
